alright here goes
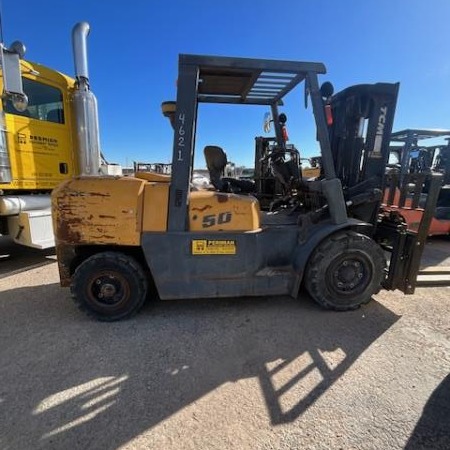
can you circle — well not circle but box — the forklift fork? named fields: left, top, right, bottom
left=377, top=173, right=450, bottom=293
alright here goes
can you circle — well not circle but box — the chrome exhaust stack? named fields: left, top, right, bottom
left=72, top=22, right=90, bottom=86
left=72, top=22, right=101, bottom=176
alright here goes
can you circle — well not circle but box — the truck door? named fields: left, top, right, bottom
left=2, top=74, right=74, bottom=190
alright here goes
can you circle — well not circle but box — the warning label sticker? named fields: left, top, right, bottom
left=192, top=239, right=237, bottom=255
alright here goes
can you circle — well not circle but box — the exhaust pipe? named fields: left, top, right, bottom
left=72, top=22, right=90, bottom=84
left=71, top=22, right=101, bottom=176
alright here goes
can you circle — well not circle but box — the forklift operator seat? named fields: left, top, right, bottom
left=204, top=146, right=256, bottom=194
left=204, top=145, right=228, bottom=191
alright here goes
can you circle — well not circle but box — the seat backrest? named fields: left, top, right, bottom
left=204, top=145, right=227, bottom=190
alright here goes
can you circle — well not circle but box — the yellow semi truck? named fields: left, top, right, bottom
left=0, top=23, right=119, bottom=249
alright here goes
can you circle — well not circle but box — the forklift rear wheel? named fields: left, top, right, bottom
left=71, top=251, right=148, bottom=321
left=305, top=231, right=385, bottom=311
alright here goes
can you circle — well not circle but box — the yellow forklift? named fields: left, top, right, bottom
left=51, top=24, right=443, bottom=321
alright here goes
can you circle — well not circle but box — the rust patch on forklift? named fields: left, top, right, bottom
left=55, top=245, right=77, bottom=287
left=87, top=192, right=111, bottom=197
left=57, top=216, right=82, bottom=243
left=216, top=194, right=229, bottom=203
left=191, top=205, right=212, bottom=212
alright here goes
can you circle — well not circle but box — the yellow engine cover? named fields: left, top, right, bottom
left=189, top=191, right=260, bottom=231
left=52, top=176, right=260, bottom=247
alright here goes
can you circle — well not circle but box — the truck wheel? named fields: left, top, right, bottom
left=305, top=231, right=385, bottom=311
left=71, top=252, right=148, bottom=321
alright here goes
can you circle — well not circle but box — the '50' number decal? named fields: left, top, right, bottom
left=202, top=212, right=232, bottom=228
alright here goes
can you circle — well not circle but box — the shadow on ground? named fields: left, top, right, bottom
left=0, top=280, right=400, bottom=450
left=420, top=236, right=450, bottom=268
left=405, top=373, right=450, bottom=449
left=0, top=237, right=55, bottom=279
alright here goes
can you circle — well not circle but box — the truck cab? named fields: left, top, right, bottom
left=0, top=23, right=118, bottom=249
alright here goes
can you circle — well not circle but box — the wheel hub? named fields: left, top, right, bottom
left=332, top=259, right=365, bottom=291
left=90, top=274, right=126, bottom=306
left=99, top=283, right=117, bottom=298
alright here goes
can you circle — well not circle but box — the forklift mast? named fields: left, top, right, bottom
left=428, top=141, right=450, bottom=185
left=439, top=142, right=450, bottom=184
left=328, top=83, right=399, bottom=188
left=327, top=83, right=399, bottom=223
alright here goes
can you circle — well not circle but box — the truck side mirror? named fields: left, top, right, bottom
left=1, top=41, right=28, bottom=112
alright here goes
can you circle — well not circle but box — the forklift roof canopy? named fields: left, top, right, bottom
left=180, top=54, right=326, bottom=105
left=391, top=129, right=450, bottom=142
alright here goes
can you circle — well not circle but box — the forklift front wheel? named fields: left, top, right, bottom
left=305, top=231, right=386, bottom=311
left=71, top=251, right=148, bottom=321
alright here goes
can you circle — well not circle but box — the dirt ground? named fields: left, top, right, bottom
left=0, top=237, right=449, bottom=450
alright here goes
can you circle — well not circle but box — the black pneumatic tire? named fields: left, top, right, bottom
left=71, top=252, right=148, bottom=321
left=305, top=231, right=386, bottom=311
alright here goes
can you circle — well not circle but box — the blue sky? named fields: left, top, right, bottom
left=3, top=0, right=450, bottom=168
